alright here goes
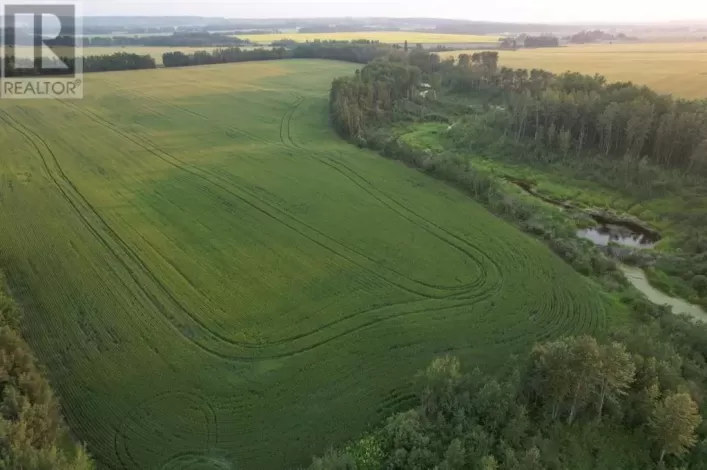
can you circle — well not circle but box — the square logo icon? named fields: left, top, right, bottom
left=2, top=2, right=83, bottom=99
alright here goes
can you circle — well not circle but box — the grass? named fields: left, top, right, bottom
left=444, top=42, right=707, bottom=98
left=239, top=31, right=500, bottom=45
left=0, top=59, right=609, bottom=468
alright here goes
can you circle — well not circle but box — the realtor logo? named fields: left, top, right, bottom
left=1, top=3, right=83, bottom=99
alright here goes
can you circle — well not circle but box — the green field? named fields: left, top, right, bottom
left=0, top=60, right=608, bottom=468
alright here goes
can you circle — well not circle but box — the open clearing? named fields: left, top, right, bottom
left=445, top=42, right=707, bottom=98
left=239, top=31, right=500, bottom=45
left=0, top=59, right=607, bottom=468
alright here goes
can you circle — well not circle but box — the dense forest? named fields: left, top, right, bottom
left=442, top=55, right=707, bottom=174
left=321, top=51, right=707, bottom=470
left=0, top=273, right=94, bottom=468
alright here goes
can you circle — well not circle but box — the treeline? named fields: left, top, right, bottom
left=84, top=32, right=250, bottom=47
left=163, top=43, right=395, bottom=68
left=291, top=43, right=394, bottom=64
left=498, top=36, right=560, bottom=49
left=9, top=32, right=248, bottom=48
left=443, top=55, right=707, bottom=175
left=270, top=38, right=381, bottom=48
left=3, top=53, right=156, bottom=76
left=163, top=47, right=288, bottom=67
left=298, top=25, right=395, bottom=33
left=0, top=272, right=94, bottom=469
left=567, top=29, right=626, bottom=44
left=523, top=35, right=560, bottom=48
left=4, top=42, right=392, bottom=77
left=569, top=30, right=614, bottom=43
left=311, top=311, right=707, bottom=468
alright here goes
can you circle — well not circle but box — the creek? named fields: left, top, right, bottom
left=619, top=265, right=707, bottom=323
left=507, top=179, right=660, bottom=249
left=505, top=178, right=706, bottom=320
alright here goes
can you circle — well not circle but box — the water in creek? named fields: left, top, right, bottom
left=576, top=224, right=658, bottom=249
left=507, top=178, right=660, bottom=249
left=619, top=265, right=707, bottom=323
left=506, top=179, right=703, bottom=319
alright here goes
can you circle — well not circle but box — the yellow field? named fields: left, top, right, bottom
left=240, top=31, right=500, bottom=45
left=445, top=42, right=707, bottom=99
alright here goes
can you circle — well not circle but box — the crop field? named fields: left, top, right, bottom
left=0, top=60, right=608, bottom=468
left=239, top=31, right=500, bottom=45
left=445, top=42, right=707, bottom=99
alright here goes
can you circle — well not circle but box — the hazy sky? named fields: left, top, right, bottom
left=76, top=0, right=707, bottom=23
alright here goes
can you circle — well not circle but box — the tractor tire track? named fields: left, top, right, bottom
left=89, top=87, right=492, bottom=298
left=60, top=99, right=477, bottom=297
left=112, top=390, right=217, bottom=470
left=22, top=96, right=502, bottom=360
left=281, top=96, right=505, bottom=296
left=0, top=110, right=253, bottom=362
left=13, top=102, right=490, bottom=361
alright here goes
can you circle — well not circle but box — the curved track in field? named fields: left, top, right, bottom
left=10, top=97, right=512, bottom=364
left=0, top=66, right=607, bottom=469
left=13, top=91, right=605, bottom=358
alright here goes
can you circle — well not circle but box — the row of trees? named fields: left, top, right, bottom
left=0, top=273, right=94, bottom=469
left=523, top=35, right=560, bottom=48
left=3, top=53, right=156, bottom=76
left=164, top=43, right=395, bottom=68
left=4, top=42, right=394, bottom=77
left=163, top=47, right=289, bottom=67
left=568, top=30, right=613, bottom=44
left=83, top=32, right=250, bottom=47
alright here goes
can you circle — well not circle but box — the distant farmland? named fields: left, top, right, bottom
left=445, top=42, right=707, bottom=99
left=240, top=31, right=500, bottom=45
left=0, top=60, right=606, bottom=468
left=7, top=46, right=258, bottom=65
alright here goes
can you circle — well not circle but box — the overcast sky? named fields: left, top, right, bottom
left=76, top=0, right=707, bottom=23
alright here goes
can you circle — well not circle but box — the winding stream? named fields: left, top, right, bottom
left=507, top=178, right=660, bottom=248
left=504, top=178, right=707, bottom=321
left=619, top=265, right=707, bottom=323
